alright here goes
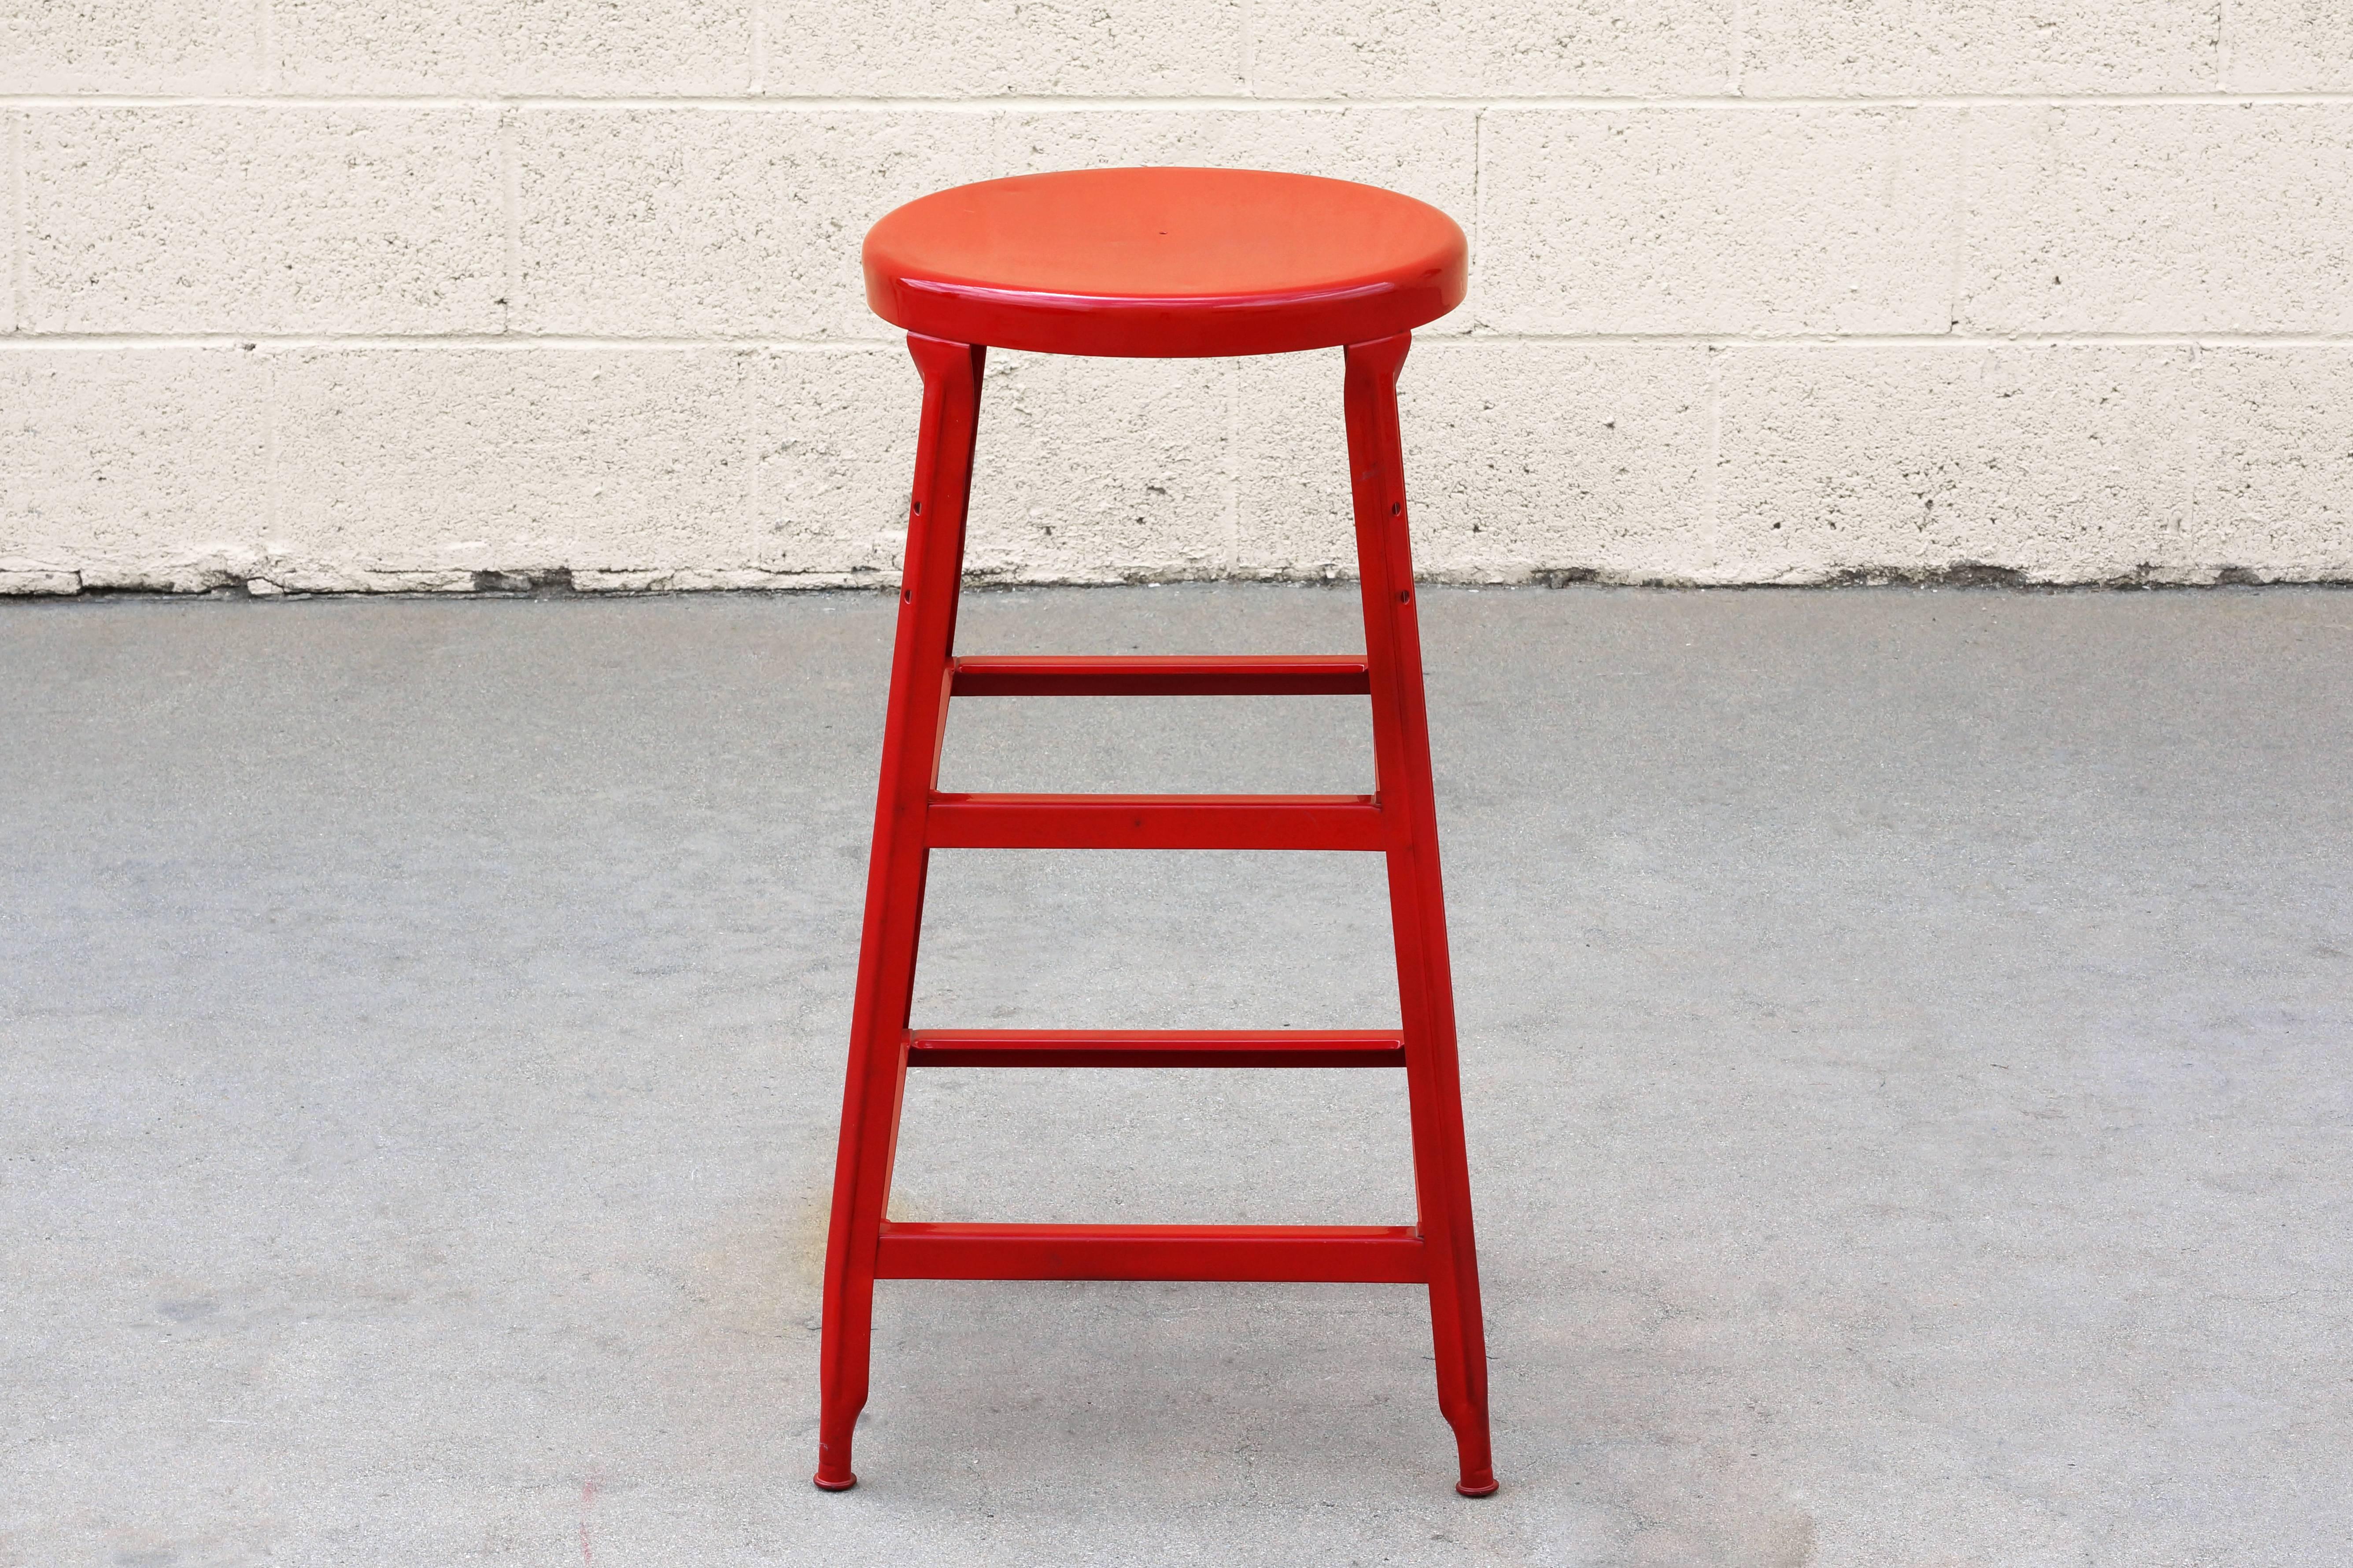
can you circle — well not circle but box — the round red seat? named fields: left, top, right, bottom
left=862, top=167, right=1467, bottom=358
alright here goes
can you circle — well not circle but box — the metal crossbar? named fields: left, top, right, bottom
left=874, top=1223, right=1429, bottom=1284
left=924, top=792, right=1389, bottom=851
left=905, top=1028, right=1407, bottom=1069
left=950, top=653, right=1373, bottom=697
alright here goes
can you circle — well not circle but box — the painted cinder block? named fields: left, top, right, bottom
left=1249, top=0, right=1732, bottom=98
left=1714, top=346, right=2206, bottom=583
left=2225, top=0, right=2353, bottom=92
left=5, top=111, right=17, bottom=336
left=2190, top=350, right=2353, bottom=580
left=761, top=0, right=1245, bottom=96
left=1739, top=0, right=2215, bottom=96
left=1960, top=105, right=2353, bottom=335
left=0, top=0, right=258, bottom=94
left=1402, top=342, right=1714, bottom=583
left=1234, top=343, right=1713, bottom=583
left=22, top=108, right=504, bottom=335
left=271, top=0, right=751, bottom=95
left=269, top=347, right=921, bottom=590
left=4, top=11, right=2350, bottom=595
left=746, top=347, right=918, bottom=582
left=991, top=107, right=1474, bottom=215
left=0, top=348, right=270, bottom=592
left=1480, top=108, right=1961, bottom=336
left=514, top=111, right=999, bottom=341
left=960, top=350, right=1230, bottom=582
left=515, top=107, right=1475, bottom=340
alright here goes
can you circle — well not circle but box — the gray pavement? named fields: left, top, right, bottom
left=3, top=584, right=2349, bottom=1567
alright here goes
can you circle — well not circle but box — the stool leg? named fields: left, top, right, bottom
left=814, top=333, right=986, bottom=1492
left=1344, top=333, right=1499, bottom=1498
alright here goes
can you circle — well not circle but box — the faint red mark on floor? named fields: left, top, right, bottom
left=579, top=1476, right=601, bottom=1566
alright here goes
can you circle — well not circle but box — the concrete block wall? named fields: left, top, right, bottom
left=4, top=7, right=2350, bottom=594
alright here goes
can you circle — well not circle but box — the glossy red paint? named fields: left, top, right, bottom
left=925, top=791, right=1388, bottom=852
left=863, top=168, right=1467, bottom=358
left=949, top=652, right=1372, bottom=697
left=817, top=176, right=1493, bottom=1500
left=875, top=1223, right=1430, bottom=1284
left=905, top=1028, right=1408, bottom=1070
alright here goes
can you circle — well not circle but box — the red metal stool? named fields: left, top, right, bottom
left=815, top=166, right=1496, bottom=1498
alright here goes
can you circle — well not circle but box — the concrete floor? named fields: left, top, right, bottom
left=2, top=584, right=2348, bottom=1568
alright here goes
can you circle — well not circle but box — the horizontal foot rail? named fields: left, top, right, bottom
left=926, top=793, right=1388, bottom=851
left=874, top=1222, right=1428, bottom=1283
left=906, top=1029, right=1407, bottom=1069
left=950, top=654, right=1372, bottom=697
